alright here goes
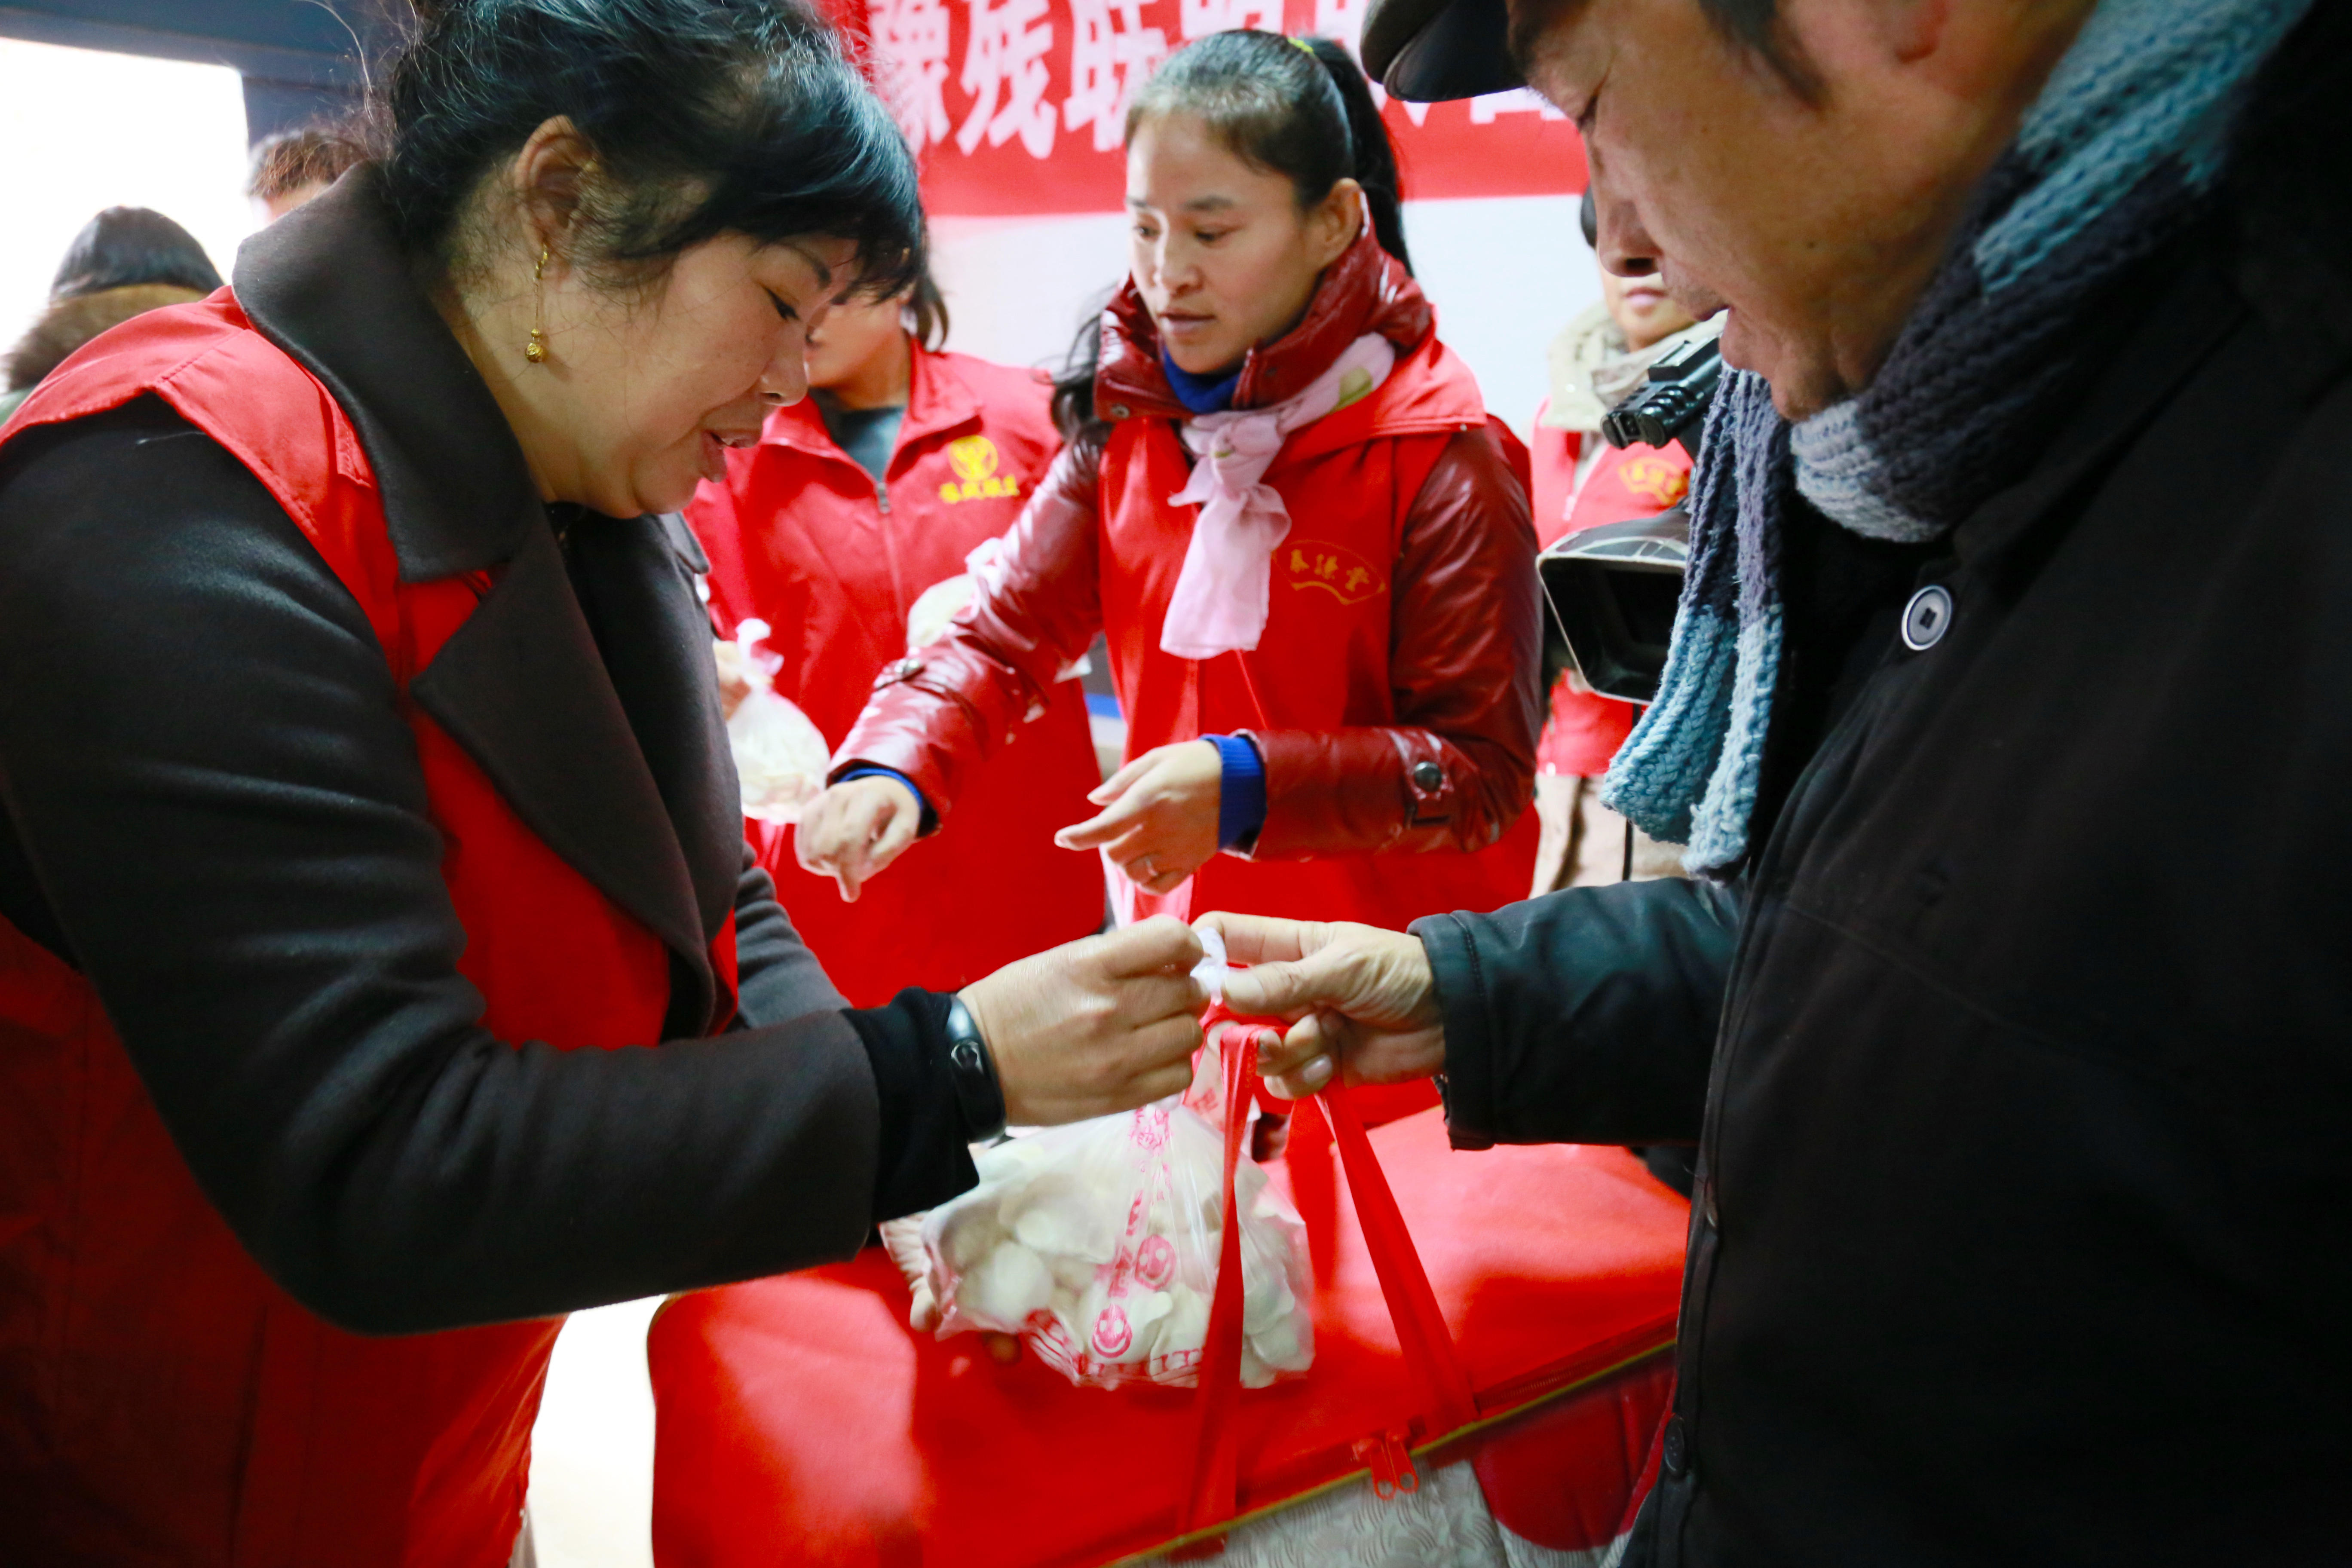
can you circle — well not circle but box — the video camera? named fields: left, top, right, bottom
left=1535, top=333, right=1721, bottom=704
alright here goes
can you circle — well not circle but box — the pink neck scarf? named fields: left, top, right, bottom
left=1158, top=332, right=1397, bottom=659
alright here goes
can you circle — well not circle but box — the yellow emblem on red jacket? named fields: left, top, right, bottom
left=1617, top=454, right=1690, bottom=509
left=1283, top=539, right=1385, bottom=606
left=939, top=435, right=1023, bottom=503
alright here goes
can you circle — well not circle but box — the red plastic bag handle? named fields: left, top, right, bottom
left=1176, top=1027, right=1256, bottom=1534
left=1176, top=1020, right=1477, bottom=1538
left=1311, top=1079, right=1479, bottom=1437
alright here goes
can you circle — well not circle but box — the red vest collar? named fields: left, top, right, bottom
left=759, top=340, right=982, bottom=472
left=233, top=165, right=546, bottom=583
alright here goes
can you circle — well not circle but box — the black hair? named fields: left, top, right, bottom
left=907, top=268, right=950, bottom=351
left=377, top=0, right=924, bottom=298
left=50, top=207, right=223, bottom=300
left=1125, top=31, right=1411, bottom=274
left=1702, top=0, right=1817, bottom=97
left=1048, top=297, right=1112, bottom=452
left=1511, top=0, right=1814, bottom=102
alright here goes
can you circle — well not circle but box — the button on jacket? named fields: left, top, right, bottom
left=1412, top=19, right=2352, bottom=1565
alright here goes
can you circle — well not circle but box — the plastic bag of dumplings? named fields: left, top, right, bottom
left=913, top=1035, right=1312, bottom=1391
left=722, top=618, right=830, bottom=825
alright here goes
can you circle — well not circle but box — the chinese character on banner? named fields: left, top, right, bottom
left=869, top=0, right=954, bottom=153
left=959, top=0, right=1058, bottom=158
left=1177, top=0, right=1281, bottom=41
left=1065, top=0, right=1167, bottom=152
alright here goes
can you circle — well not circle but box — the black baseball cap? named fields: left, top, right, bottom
left=1360, top=0, right=1524, bottom=101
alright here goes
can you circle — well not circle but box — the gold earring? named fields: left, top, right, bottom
left=525, top=243, right=551, bottom=364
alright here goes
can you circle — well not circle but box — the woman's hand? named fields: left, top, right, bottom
left=795, top=775, right=922, bottom=901
left=1195, top=913, right=1446, bottom=1100
left=960, top=916, right=1208, bottom=1124
left=1054, top=740, right=1222, bottom=895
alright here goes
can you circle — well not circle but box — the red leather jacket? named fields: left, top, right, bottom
left=836, top=228, right=1541, bottom=932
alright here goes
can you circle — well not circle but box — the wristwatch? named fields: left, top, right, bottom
left=943, top=994, right=1008, bottom=1142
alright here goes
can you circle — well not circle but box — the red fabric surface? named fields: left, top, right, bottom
left=1473, top=1356, right=1675, bottom=1550
left=649, top=1109, right=1687, bottom=1567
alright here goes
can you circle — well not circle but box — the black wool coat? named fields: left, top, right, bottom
left=1415, top=12, right=2352, bottom=1564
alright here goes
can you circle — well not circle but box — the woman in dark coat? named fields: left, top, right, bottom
left=0, top=4, right=1204, bottom=1563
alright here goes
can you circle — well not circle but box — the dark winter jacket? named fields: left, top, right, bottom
left=1415, top=14, right=2352, bottom=1564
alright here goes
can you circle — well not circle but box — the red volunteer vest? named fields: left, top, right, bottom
left=1096, top=334, right=1538, bottom=936
left=0, top=297, right=734, bottom=1566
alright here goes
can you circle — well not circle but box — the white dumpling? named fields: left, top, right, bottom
left=959, top=1241, right=1054, bottom=1329
left=933, top=1200, right=1002, bottom=1274
left=1249, top=1308, right=1314, bottom=1372
left=1005, top=1173, right=1119, bottom=1262
left=1155, top=1282, right=1211, bottom=1361
left=1047, top=1253, right=1099, bottom=1295
left=1242, top=1264, right=1292, bottom=1333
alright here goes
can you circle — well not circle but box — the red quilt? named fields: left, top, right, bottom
left=648, top=1110, right=1689, bottom=1567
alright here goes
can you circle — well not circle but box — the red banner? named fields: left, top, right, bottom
left=837, top=0, right=1587, bottom=215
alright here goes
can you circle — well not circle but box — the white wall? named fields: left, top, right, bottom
left=0, top=38, right=258, bottom=351
left=930, top=193, right=1600, bottom=439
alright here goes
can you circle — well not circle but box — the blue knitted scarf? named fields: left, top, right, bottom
left=1602, top=0, right=2311, bottom=873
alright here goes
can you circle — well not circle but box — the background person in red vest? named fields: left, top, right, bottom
left=1524, top=190, right=1712, bottom=893
left=689, top=265, right=1106, bottom=1007
left=798, top=37, right=1541, bottom=1107
left=0, top=4, right=1209, bottom=1563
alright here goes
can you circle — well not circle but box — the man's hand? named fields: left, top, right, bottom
left=960, top=916, right=1208, bottom=1124
left=1054, top=740, right=1222, bottom=895
left=1196, top=913, right=1445, bottom=1099
left=795, top=775, right=922, bottom=901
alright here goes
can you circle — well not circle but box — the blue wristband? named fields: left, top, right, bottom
left=1203, top=734, right=1265, bottom=851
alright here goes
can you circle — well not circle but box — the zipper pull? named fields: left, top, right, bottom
left=875, top=478, right=891, bottom=514
left=1351, top=1426, right=1420, bottom=1501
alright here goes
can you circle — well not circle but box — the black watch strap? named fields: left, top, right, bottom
left=943, top=994, right=1008, bottom=1143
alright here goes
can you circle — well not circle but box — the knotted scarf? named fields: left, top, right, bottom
left=1159, top=334, right=1396, bottom=659
left=1602, top=0, right=2313, bottom=873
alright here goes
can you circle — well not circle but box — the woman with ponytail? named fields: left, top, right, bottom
left=802, top=31, right=1541, bottom=1118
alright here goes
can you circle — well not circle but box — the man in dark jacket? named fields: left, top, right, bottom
left=1205, top=0, right=2352, bottom=1561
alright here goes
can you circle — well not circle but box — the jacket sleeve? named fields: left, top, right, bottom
left=832, top=440, right=1106, bottom=819
left=1245, top=420, right=1541, bottom=858
left=731, top=846, right=848, bottom=1027
left=0, top=401, right=974, bottom=1336
left=1412, top=876, right=1742, bottom=1149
